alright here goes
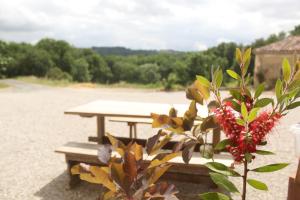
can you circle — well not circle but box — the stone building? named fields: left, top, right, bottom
left=254, top=36, right=300, bottom=88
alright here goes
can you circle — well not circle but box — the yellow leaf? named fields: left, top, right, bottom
left=106, top=133, right=118, bottom=146
left=236, top=48, right=242, bottom=64
left=71, top=164, right=81, bottom=175
left=151, top=113, right=169, bottom=128
left=103, top=191, right=115, bottom=200
left=129, top=142, right=143, bottom=161
left=151, top=113, right=185, bottom=133
left=149, top=135, right=172, bottom=156
left=148, top=164, right=172, bottom=185
left=116, top=147, right=125, bottom=158
left=186, top=87, right=204, bottom=104
left=106, top=133, right=125, bottom=149
left=194, top=80, right=210, bottom=100
left=111, top=162, right=126, bottom=188
left=148, top=152, right=179, bottom=169
left=88, top=166, right=117, bottom=192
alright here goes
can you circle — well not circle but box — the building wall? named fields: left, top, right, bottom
left=254, top=53, right=299, bottom=88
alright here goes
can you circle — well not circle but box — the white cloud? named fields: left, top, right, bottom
left=194, top=42, right=208, bottom=51
left=0, top=0, right=299, bottom=50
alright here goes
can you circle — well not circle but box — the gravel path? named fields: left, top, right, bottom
left=0, top=80, right=298, bottom=200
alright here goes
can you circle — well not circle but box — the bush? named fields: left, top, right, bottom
left=46, top=67, right=72, bottom=81
left=71, top=58, right=91, bottom=82
left=138, top=63, right=161, bottom=83
left=163, top=73, right=178, bottom=90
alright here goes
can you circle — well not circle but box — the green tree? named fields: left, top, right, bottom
left=110, top=61, right=139, bottom=83
left=46, top=67, right=72, bottom=81
left=17, top=48, right=54, bottom=77
left=81, top=49, right=112, bottom=83
left=290, top=25, right=300, bottom=36
left=71, top=58, right=91, bottom=82
left=138, top=63, right=161, bottom=83
left=187, top=52, right=228, bottom=82
left=36, top=38, right=73, bottom=73
left=172, top=61, right=189, bottom=85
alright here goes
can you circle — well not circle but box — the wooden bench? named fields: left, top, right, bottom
left=108, top=117, right=152, bottom=139
left=55, top=136, right=233, bottom=188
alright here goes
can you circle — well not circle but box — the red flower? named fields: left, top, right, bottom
left=249, top=112, right=281, bottom=144
left=215, top=105, right=281, bottom=162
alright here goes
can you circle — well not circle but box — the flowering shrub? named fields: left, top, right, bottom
left=152, top=48, right=300, bottom=200
left=70, top=48, right=299, bottom=200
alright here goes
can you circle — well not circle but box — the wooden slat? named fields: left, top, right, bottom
left=109, top=117, right=153, bottom=124
left=88, top=136, right=215, bottom=152
left=55, top=142, right=233, bottom=167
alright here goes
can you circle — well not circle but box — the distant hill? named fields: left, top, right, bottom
left=92, top=46, right=181, bottom=56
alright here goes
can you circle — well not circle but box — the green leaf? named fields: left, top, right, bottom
left=275, top=79, right=283, bottom=100
left=255, top=150, right=275, bottom=155
left=282, top=58, right=291, bottom=82
left=241, top=102, right=248, bottom=120
left=229, top=89, right=242, bottom=100
left=214, top=69, right=223, bottom=88
left=278, top=93, right=289, bottom=104
left=248, top=108, right=259, bottom=123
left=214, top=139, right=231, bottom=151
left=259, top=141, right=267, bottom=146
left=251, top=163, right=289, bottom=173
left=236, top=118, right=245, bottom=126
left=199, top=192, right=230, bottom=200
left=235, top=48, right=242, bottom=65
left=228, top=99, right=241, bottom=112
left=287, top=101, right=300, bottom=110
left=242, top=48, right=252, bottom=76
left=247, top=179, right=268, bottom=191
left=254, top=83, right=265, bottom=99
left=226, top=70, right=240, bottom=80
left=243, top=48, right=252, bottom=62
left=210, top=173, right=239, bottom=193
left=254, top=98, right=273, bottom=108
left=205, top=162, right=240, bottom=176
left=196, top=75, right=211, bottom=88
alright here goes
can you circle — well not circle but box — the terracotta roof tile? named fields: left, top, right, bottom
left=254, top=36, right=300, bottom=54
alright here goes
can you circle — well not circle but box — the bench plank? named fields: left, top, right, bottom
left=88, top=136, right=216, bottom=153
left=56, top=142, right=233, bottom=167
left=56, top=141, right=233, bottom=187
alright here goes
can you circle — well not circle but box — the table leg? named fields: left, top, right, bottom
left=97, top=115, right=105, bottom=144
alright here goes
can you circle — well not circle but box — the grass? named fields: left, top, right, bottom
left=17, top=76, right=72, bottom=87
left=16, top=76, right=168, bottom=90
left=0, top=82, right=9, bottom=89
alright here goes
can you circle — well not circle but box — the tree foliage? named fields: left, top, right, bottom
left=0, top=25, right=299, bottom=89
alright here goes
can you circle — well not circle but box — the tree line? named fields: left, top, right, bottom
left=0, top=25, right=299, bottom=89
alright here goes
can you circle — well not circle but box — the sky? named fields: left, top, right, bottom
left=0, top=0, right=300, bottom=51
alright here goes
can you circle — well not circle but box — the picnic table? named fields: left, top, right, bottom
left=57, top=99, right=231, bottom=187
left=64, top=99, right=209, bottom=143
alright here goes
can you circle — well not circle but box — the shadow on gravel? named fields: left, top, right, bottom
left=34, top=171, right=101, bottom=200
left=35, top=171, right=223, bottom=200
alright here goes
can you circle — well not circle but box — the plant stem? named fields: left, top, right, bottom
left=242, top=161, right=248, bottom=200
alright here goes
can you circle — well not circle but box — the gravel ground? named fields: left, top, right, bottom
left=0, top=79, right=299, bottom=200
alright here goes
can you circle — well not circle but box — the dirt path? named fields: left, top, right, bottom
left=0, top=79, right=52, bottom=92
left=0, top=80, right=298, bottom=200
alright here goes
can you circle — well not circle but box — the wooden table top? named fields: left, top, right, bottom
left=65, top=100, right=208, bottom=118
